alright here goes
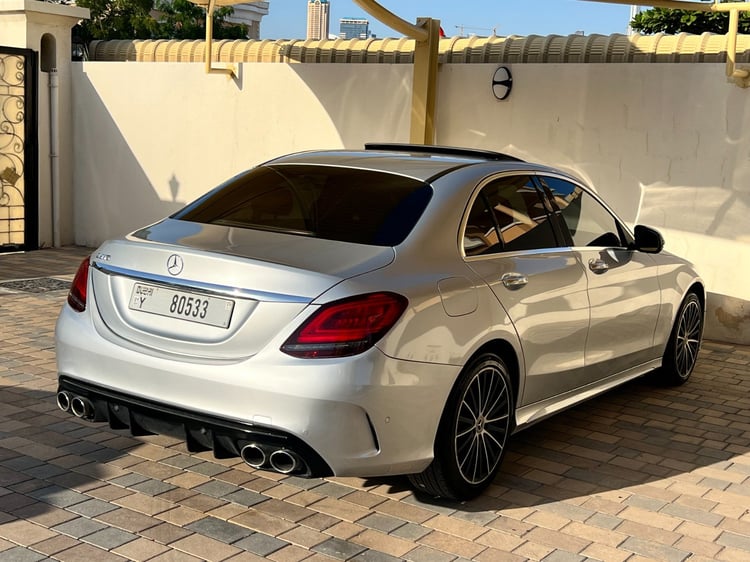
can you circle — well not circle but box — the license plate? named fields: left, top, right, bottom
left=129, top=283, right=234, bottom=328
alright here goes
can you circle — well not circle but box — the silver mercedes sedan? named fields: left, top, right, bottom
left=55, top=144, right=704, bottom=500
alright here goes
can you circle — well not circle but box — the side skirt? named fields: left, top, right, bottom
left=514, top=358, right=662, bottom=431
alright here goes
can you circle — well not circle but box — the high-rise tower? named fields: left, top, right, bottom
left=307, top=0, right=330, bottom=40
left=339, top=17, right=369, bottom=40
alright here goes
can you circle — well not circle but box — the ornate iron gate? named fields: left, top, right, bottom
left=0, top=47, right=37, bottom=252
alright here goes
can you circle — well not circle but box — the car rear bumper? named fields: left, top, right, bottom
left=55, top=304, right=461, bottom=478
left=57, top=375, right=333, bottom=476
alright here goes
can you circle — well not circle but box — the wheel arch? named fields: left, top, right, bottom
left=463, top=339, right=521, bottom=426
left=688, top=281, right=706, bottom=311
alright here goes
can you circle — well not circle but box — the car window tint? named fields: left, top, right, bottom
left=463, top=175, right=557, bottom=255
left=540, top=177, right=625, bottom=247
left=173, top=165, right=433, bottom=246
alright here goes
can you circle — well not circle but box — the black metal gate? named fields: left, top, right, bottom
left=0, top=46, right=38, bottom=252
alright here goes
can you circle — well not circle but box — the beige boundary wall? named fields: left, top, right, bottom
left=71, top=60, right=749, bottom=342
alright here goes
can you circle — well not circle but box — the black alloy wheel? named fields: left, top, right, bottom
left=409, top=354, right=513, bottom=500
left=662, top=292, right=703, bottom=385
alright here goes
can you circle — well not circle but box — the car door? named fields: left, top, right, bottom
left=462, top=173, right=590, bottom=407
left=538, top=175, right=662, bottom=383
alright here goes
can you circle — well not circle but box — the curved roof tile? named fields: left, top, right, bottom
left=88, top=33, right=750, bottom=64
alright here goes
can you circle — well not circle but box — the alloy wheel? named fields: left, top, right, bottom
left=675, top=298, right=702, bottom=379
left=454, top=363, right=511, bottom=485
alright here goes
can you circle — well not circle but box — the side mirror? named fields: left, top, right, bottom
left=633, top=225, right=664, bottom=254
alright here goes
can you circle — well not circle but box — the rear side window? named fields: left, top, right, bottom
left=173, top=165, right=433, bottom=246
left=463, top=175, right=558, bottom=255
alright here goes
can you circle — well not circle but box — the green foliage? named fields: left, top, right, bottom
left=74, top=0, right=248, bottom=43
left=75, top=0, right=157, bottom=42
left=631, top=1, right=750, bottom=35
left=155, top=0, right=248, bottom=40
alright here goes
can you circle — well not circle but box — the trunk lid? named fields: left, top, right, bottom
left=90, top=220, right=394, bottom=361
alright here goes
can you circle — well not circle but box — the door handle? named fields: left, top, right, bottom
left=501, top=272, right=528, bottom=289
left=588, top=259, right=609, bottom=274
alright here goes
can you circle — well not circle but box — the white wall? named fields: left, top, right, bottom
left=71, top=61, right=750, bottom=342
left=72, top=62, right=412, bottom=244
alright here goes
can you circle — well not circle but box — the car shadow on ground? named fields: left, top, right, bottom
left=361, top=356, right=750, bottom=512
left=1, top=343, right=747, bottom=523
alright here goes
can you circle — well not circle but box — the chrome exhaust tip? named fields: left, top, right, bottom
left=240, top=443, right=267, bottom=469
left=269, top=449, right=298, bottom=474
left=56, top=391, right=72, bottom=412
left=70, top=396, right=94, bottom=419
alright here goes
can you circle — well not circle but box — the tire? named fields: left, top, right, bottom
left=661, top=292, right=703, bottom=386
left=409, top=354, right=514, bottom=500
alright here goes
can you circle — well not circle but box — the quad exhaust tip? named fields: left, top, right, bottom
left=56, top=391, right=72, bottom=412
left=240, top=443, right=267, bottom=469
left=57, top=390, right=94, bottom=419
left=240, top=443, right=302, bottom=475
left=269, top=449, right=298, bottom=474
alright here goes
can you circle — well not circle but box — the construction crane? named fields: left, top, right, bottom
left=455, top=24, right=497, bottom=37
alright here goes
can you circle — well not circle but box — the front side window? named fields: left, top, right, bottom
left=540, top=176, right=627, bottom=248
left=173, top=165, right=433, bottom=246
left=463, top=175, right=558, bottom=255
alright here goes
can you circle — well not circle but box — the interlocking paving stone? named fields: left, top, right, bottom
left=717, top=530, right=750, bottom=552
left=109, top=473, right=151, bottom=489
left=129, top=478, right=177, bottom=496
left=2, top=248, right=750, bottom=562
left=540, top=551, right=587, bottom=562
left=314, top=481, right=356, bottom=499
left=185, top=517, right=254, bottom=544
left=224, top=488, right=269, bottom=507
left=403, top=545, right=456, bottom=562
left=26, top=485, right=89, bottom=508
left=620, top=536, right=691, bottom=562
left=312, top=537, right=367, bottom=560
left=351, top=549, right=405, bottom=562
left=0, top=547, right=48, bottom=562
left=390, top=522, right=431, bottom=541
left=189, top=461, right=229, bottom=477
left=52, top=517, right=109, bottom=539
left=67, top=498, right=119, bottom=518
left=193, top=480, right=243, bottom=498
left=233, top=532, right=289, bottom=556
left=83, top=527, right=139, bottom=549
left=359, top=513, right=407, bottom=533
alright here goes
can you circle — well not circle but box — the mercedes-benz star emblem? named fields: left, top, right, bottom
left=167, top=254, right=184, bottom=276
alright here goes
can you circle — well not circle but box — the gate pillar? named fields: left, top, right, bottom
left=0, top=1, right=88, bottom=249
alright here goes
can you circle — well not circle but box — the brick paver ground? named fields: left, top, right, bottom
left=1, top=247, right=749, bottom=561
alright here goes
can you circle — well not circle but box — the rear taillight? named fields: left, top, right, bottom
left=67, top=257, right=90, bottom=312
left=281, top=292, right=408, bottom=358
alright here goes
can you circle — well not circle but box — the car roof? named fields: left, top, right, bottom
left=265, top=144, right=542, bottom=183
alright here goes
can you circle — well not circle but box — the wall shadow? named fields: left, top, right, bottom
left=72, top=68, right=184, bottom=246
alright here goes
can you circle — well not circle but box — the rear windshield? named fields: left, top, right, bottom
left=173, top=165, right=433, bottom=246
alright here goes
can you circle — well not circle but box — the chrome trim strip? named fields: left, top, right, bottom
left=92, top=261, right=312, bottom=304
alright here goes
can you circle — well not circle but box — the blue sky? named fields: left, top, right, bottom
left=259, top=1, right=637, bottom=40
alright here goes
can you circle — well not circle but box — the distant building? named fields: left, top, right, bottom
left=307, top=0, right=330, bottom=41
left=339, top=17, right=369, bottom=40
left=225, top=2, right=269, bottom=40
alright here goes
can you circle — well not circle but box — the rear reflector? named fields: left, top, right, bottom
left=67, top=257, right=90, bottom=312
left=281, top=292, right=408, bottom=358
